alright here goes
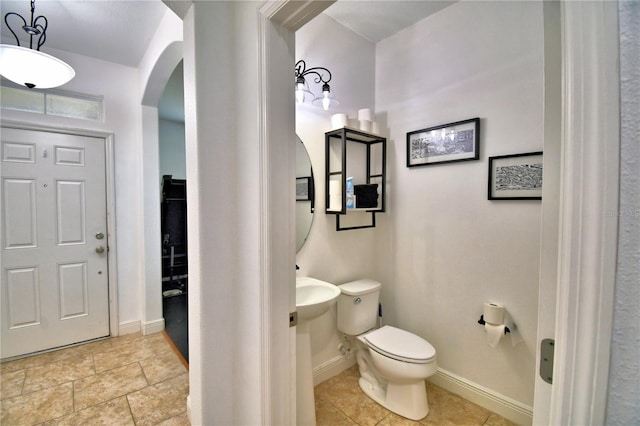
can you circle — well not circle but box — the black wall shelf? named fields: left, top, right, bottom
left=325, top=127, right=386, bottom=231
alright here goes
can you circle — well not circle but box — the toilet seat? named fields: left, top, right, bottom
left=363, top=326, right=436, bottom=364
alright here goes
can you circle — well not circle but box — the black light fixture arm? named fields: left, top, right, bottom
left=295, top=59, right=332, bottom=86
left=4, top=0, right=48, bottom=51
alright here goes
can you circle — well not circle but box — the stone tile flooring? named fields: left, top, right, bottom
left=314, top=366, right=518, bottom=426
left=0, top=332, right=189, bottom=426
left=2, top=333, right=517, bottom=426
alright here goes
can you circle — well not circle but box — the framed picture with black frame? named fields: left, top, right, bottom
left=296, top=176, right=312, bottom=201
left=488, top=151, right=543, bottom=200
left=406, top=117, right=480, bottom=167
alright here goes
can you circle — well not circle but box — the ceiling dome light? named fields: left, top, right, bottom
left=1, top=0, right=75, bottom=89
left=0, top=45, right=74, bottom=89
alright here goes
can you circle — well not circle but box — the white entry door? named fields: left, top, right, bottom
left=1, top=127, right=110, bottom=359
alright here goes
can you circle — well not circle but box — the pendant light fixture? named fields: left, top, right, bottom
left=0, top=0, right=75, bottom=89
left=295, top=60, right=339, bottom=111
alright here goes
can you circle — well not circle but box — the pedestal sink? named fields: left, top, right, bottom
left=296, top=276, right=341, bottom=321
left=296, top=276, right=340, bottom=426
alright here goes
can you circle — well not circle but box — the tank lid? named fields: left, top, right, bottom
left=338, top=279, right=381, bottom=296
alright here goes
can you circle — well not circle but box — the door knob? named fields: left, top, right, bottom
left=96, top=232, right=104, bottom=240
left=95, top=246, right=105, bottom=254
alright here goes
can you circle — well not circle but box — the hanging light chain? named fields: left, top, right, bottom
left=4, top=0, right=49, bottom=51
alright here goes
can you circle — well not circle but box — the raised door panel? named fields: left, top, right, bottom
left=3, top=178, right=37, bottom=249
left=58, top=262, right=88, bottom=319
left=54, top=146, right=85, bottom=167
left=56, top=180, right=86, bottom=246
left=5, top=267, right=40, bottom=328
left=2, top=142, right=36, bottom=163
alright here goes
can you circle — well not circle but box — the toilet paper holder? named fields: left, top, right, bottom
left=477, top=315, right=510, bottom=334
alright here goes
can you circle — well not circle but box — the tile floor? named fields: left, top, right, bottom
left=1, top=332, right=189, bottom=426
left=314, top=366, right=518, bottom=426
left=2, top=333, right=517, bottom=426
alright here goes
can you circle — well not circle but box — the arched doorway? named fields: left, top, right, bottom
left=140, top=40, right=183, bottom=335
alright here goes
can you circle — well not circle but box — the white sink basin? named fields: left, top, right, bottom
left=296, top=276, right=340, bottom=321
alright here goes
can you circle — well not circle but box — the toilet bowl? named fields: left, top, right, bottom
left=337, top=279, right=438, bottom=420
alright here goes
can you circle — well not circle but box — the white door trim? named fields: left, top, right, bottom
left=0, top=119, right=119, bottom=337
left=257, top=2, right=336, bottom=424
left=533, top=1, right=561, bottom=422
left=549, top=2, right=620, bottom=425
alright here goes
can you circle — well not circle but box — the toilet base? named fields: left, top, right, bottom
left=358, top=376, right=429, bottom=421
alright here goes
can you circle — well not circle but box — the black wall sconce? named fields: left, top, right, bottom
left=295, top=59, right=339, bottom=110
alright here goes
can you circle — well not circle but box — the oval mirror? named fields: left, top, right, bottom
left=296, top=135, right=314, bottom=252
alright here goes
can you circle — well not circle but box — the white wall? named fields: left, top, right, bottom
left=184, top=2, right=297, bottom=423
left=295, top=13, right=378, bottom=374
left=375, top=1, right=543, bottom=408
left=606, top=2, right=640, bottom=424
left=159, top=119, right=186, bottom=179
left=138, top=10, right=183, bottom=334
left=1, top=7, right=183, bottom=333
left=1, top=47, right=145, bottom=328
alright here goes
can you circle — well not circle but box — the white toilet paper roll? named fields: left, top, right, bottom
left=359, top=120, right=371, bottom=132
left=371, top=122, right=380, bottom=134
left=483, top=302, right=505, bottom=325
left=358, top=108, right=372, bottom=121
left=504, top=312, right=524, bottom=347
left=329, top=194, right=342, bottom=211
left=329, top=180, right=341, bottom=195
left=331, top=113, right=348, bottom=129
left=485, top=323, right=505, bottom=348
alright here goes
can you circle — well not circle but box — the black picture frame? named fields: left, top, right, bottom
left=406, top=117, right=480, bottom=167
left=296, top=176, right=312, bottom=201
left=488, top=151, right=543, bottom=200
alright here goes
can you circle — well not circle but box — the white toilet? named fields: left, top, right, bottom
left=337, top=279, right=437, bottom=420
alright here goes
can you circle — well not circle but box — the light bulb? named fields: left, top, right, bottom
left=296, top=82, right=306, bottom=103
left=322, top=90, right=331, bottom=110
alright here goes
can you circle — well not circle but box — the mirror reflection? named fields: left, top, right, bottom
left=296, top=135, right=314, bottom=252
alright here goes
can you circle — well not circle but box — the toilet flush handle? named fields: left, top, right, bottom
left=354, top=297, right=362, bottom=304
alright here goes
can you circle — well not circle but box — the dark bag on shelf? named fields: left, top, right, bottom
left=354, top=184, right=379, bottom=208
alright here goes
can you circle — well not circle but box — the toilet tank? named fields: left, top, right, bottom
left=337, top=279, right=381, bottom=335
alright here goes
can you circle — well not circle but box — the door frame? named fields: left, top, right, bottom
left=1, top=119, right=119, bottom=337
left=547, top=2, right=620, bottom=425
left=261, top=0, right=621, bottom=424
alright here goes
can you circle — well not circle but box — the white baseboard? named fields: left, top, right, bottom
left=428, top=368, right=533, bottom=425
left=118, top=320, right=141, bottom=336
left=117, top=318, right=165, bottom=336
left=143, top=318, right=165, bottom=335
left=312, top=353, right=356, bottom=386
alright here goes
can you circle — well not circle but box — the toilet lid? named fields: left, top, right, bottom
left=364, top=326, right=436, bottom=363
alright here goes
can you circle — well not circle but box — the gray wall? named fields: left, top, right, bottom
left=606, top=2, right=640, bottom=424
left=159, top=119, right=186, bottom=180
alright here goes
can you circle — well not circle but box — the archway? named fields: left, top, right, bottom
left=140, top=40, right=183, bottom=335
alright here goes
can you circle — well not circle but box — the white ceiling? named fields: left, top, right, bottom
left=1, top=1, right=455, bottom=122
left=0, top=0, right=167, bottom=67
left=324, top=0, right=456, bottom=43
left=1, top=0, right=455, bottom=68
